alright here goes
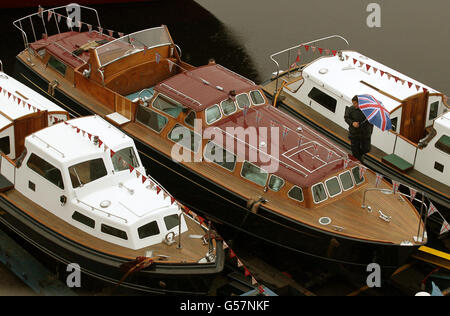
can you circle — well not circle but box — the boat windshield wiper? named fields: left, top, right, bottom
left=72, top=167, right=83, bottom=188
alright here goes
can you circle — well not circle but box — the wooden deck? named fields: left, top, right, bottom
left=1, top=189, right=213, bottom=263
left=262, top=78, right=450, bottom=200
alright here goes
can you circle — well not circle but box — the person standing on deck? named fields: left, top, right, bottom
left=344, top=96, right=374, bottom=162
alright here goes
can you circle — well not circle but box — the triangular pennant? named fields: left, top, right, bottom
left=311, top=46, right=316, bottom=53
left=353, top=58, right=357, bottom=65
left=427, top=202, right=437, bottom=217
left=373, top=67, right=378, bottom=74
left=332, top=50, right=337, bottom=56
left=141, top=175, right=147, bottom=184
left=415, top=84, right=421, bottom=91
left=318, top=47, right=323, bottom=54
left=156, top=187, right=161, bottom=195
left=408, top=81, right=413, bottom=88
left=325, top=49, right=330, bottom=55
left=57, top=13, right=62, bottom=23
left=304, top=45, right=310, bottom=51
left=251, top=276, right=257, bottom=285
left=366, top=64, right=371, bottom=71
left=244, top=267, right=251, bottom=277
left=380, top=70, right=385, bottom=77
left=409, top=187, right=417, bottom=202
left=118, top=32, right=124, bottom=38
left=170, top=197, right=176, bottom=205
left=237, top=259, right=243, bottom=267
left=423, top=87, right=428, bottom=94
left=110, top=149, right=115, bottom=157
left=440, top=220, right=450, bottom=235
left=87, top=133, right=92, bottom=140
left=108, top=29, right=114, bottom=37
left=229, top=249, right=236, bottom=258
left=136, top=170, right=141, bottom=179
left=47, top=10, right=53, bottom=22
left=98, top=139, right=103, bottom=148
left=375, top=173, right=383, bottom=187
left=129, top=165, right=134, bottom=173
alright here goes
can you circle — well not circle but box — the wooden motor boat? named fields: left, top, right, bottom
left=0, top=64, right=223, bottom=294
left=261, top=36, right=449, bottom=210
left=13, top=5, right=426, bottom=272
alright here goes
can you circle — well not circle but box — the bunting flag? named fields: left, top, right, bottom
left=108, top=29, right=114, bottom=37
left=312, top=142, right=318, bottom=154
left=409, top=187, right=417, bottom=202
left=359, top=165, right=367, bottom=179
left=282, top=126, right=289, bottom=139
left=118, top=32, right=124, bottom=38
left=375, top=173, right=383, bottom=187
left=427, top=202, right=438, bottom=217
left=57, top=13, right=62, bottom=23
left=47, top=10, right=53, bottom=22
left=343, top=157, right=350, bottom=169
left=392, top=180, right=400, bottom=194
left=440, top=220, right=450, bottom=235
left=326, top=150, right=333, bottom=162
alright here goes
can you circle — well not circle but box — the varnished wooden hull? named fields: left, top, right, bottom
left=0, top=193, right=224, bottom=295
left=14, top=59, right=420, bottom=274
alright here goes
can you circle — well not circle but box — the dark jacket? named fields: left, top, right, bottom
left=344, top=106, right=373, bottom=138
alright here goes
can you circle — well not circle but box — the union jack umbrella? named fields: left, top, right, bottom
left=357, top=94, right=392, bottom=131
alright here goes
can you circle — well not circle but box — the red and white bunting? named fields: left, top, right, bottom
left=359, top=165, right=367, bottom=179
left=427, top=202, right=438, bottom=217
left=440, top=220, right=450, bottom=235
left=409, top=187, right=417, bottom=202
left=392, top=180, right=400, bottom=194
left=375, top=173, right=383, bottom=187
left=343, top=157, right=350, bottom=169
left=47, top=10, right=53, bottom=22
left=326, top=150, right=333, bottom=162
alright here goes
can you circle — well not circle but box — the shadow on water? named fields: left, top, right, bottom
left=0, top=0, right=260, bottom=82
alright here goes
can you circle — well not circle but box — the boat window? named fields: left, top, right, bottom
left=240, top=161, right=268, bottom=187
left=236, top=93, right=251, bottom=109
left=287, top=186, right=304, bottom=202
left=308, top=87, right=337, bottom=113
left=325, top=177, right=342, bottom=197
left=391, top=117, right=398, bottom=132
left=429, top=101, right=439, bottom=120
left=434, top=161, right=444, bottom=173
left=312, top=183, right=328, bottom=203
left=339, top=171, right=354, bottom=191
left=351, top=166, right=365, bottom=185
left=168, top=124, right=201, bottom=153
left=435, top=135, right=450, bottom=155
left=48, top=55, right=67, bottom=76
left=268, top=174, right=285, bottom=192
left=152, top=94, right=184, bottom=118
left=138, top=221, right=160, bottom=239
left=205, top=105, right=222, bottom=125
left=164, top=214, right=179, bottom=231
left=221, top=99, right=237, bottom=116
left=101, top=224, right=128, bottom=240
left=72, top=211, right=95, bottom=229
left=27, top=153, right=64, bottom=189
left=250, top=90, right=265, bottom=105
left=184, top=111, right=196, bottom=128
left=204, top=141, right=236, bottom=171
left=0, top=136, right=10, bottom=155
left=68, top=158, right=107, bottom=188
left=136, top=105, right=168, bottom=133
left=111, top=147, right=140, bottom=172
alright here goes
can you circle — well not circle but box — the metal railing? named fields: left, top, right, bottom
left=269, top=35, right=350, bottom=96
left=76, top=198, right=128, bottom=224
left=13, top=4, right=102, bottom=49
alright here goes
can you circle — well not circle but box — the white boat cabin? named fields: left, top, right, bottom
left=283, top=51, right=449, bottom=185
left=0, top=69, right=68, bottom=159
left=1, top=115, right=188, bottom=250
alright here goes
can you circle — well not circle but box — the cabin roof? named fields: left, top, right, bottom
left=30, top=31, right=111, bottom=68
left=435, top=111, right=450, bottom=131
left=27, top=116, right=131, bottom=164
left=303, top=51, right=438, bottom=113
left=0, top=71, right=65, bottom=119
left=154, top=64, right=257, bottom=112
left=211, top=105, right=350, bottom=187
